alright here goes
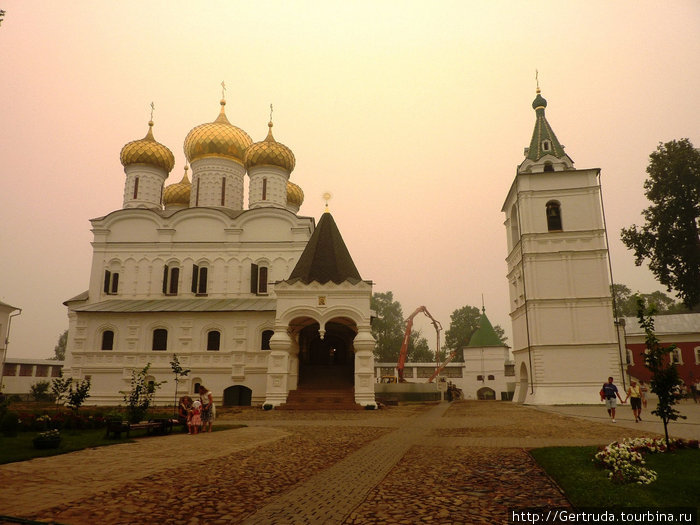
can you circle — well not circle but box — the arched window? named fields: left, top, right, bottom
left=487, top=374, right=495, bottom=380
left=221, top=177, right=226, bottom=206
left=153, top=329, right=168, bottom=351
left=543, top=161, right=554, bottom=172
left=207, top=330, right=221, bottom=351
left=510, top=203, right=520, bottom=248
left=477, top=374, right=484, bottom=381
left=261, top=330, right=274, bottom=350
left=133, top=176, right=139, bottom=199
left=546, top=201, right=562, bottom=231
left=101, top=330, right=114, bottom=351
left=262, top=177, right=267, bottom=200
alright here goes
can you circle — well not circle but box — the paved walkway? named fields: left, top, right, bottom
left=0, top=400, right=682, bottom=525
left=536, top=400, right=700, bottom=440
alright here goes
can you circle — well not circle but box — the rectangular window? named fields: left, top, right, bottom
left=258, top=266, right=268, bottom=294
left=103, top=270, right=119, bottom=294
left=153, top=329, right=168, bottom=351
left=250, top=263, right=259, bottom=293
left=3, top=364, right=17, bottom=376
left=51, top=366, right=62, bottom=377
left=35, top=365, right=49, bottom=377
left=262, top=178, right=267, bottom=200
left=191, top=265, right=208, bottom=295
left=20, top=364, right=34, bottom=377
left=207, top=330, right=221, bottom=351
left=133, top=177, right=139, bottom=199
left=163, top=265, right=179, bottom=295
left=221, top=177, right=226, bottom=206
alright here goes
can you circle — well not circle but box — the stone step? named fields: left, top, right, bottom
left=278, top=388, right=362, bottom=410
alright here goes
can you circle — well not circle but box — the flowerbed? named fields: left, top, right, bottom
left=33, top=429, right=62, bottom=449
left=594, top=437, right=699, bottom=484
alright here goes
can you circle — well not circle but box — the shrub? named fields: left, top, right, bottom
left=0, top=411, right=20, bottom=437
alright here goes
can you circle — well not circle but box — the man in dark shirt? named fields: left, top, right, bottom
left=601, top=376, right=625, bottom=422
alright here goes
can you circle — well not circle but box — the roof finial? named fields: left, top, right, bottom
left=221, top=81, right=226, bottom=101
left=150, top=101, right=155, bottom=122
left=322, top=192, right=332, bottom=213
left=481, top=293, right=485, bottom=314
left=535, top=69, right=540, bottom=94
left=269, top=103, right=274, bottom=125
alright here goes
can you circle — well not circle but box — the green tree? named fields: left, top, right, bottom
left=121, top=364, right=165, bottom=423
left=408, top=332, right=434, bottom=363
left=444, top=306, right=507, bottom=361
left=636, top=296, right=686, bottom=449
left=30, top=381, right=51, bottom=402
left=66, top=378, right=91, bottom=412
left=170, top=354, right=190, bottom=417
left=371, top=291, right=407, bottom=362
left=51, top=376, right=71, bottom=407
left=370, top=292, right=436, bottom=363
left=52, top=330, right=68, bottom=361
left=611, top=284, right=688, bottom=317
left=621, top=139, right=700, bottom=309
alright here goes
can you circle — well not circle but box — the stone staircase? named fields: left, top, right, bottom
left=278, top=364, right=362, bottom=410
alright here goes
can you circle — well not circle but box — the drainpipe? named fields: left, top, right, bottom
left=597, top=170, right=626, bottom=391
left=1, top=308, right=22, bottom=385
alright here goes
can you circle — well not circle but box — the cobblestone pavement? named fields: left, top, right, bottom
left=2, top=401, right=661, bottom=525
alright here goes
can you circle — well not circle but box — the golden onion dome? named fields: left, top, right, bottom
left=286, top=181, right=304, bottom=208
left=120, top=121, right=175, bottom=173
left=244, top=121, right=296, bottom=173
left=163, top=165, right=192, bottom=206
left=184, top=99, right=252, bottom=164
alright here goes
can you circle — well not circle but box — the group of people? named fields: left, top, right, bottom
left=600, top=376, right=648, bottom=423
left=178, top=385, right=215, bottom=434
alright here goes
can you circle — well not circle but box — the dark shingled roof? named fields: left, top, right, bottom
left=286, top=211, right=362, bottom=285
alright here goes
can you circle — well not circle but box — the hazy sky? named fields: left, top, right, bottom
left=1, top=1, right=698, bottom=360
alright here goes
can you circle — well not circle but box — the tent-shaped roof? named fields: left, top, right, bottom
left=286, top=211, right=362, bottom=285
left=467, top=308, right=504, bottom=347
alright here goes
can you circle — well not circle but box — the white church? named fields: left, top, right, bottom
left=62, top=97, right=377, bottom=408
left=61, top=87, right=624, bottom=408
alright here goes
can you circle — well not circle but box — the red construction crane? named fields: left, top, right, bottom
left=397, top=306, right=443, bottom=382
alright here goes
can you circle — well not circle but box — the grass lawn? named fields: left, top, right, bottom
left=0, top=424, right=245, bottom=465
left=531, top=446, right=700, bottom=508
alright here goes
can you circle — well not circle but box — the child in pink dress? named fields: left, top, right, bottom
left=189, top=400, right=202, bottom=435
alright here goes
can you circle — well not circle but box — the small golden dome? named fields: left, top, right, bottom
left=184, top=99, right=252, bottom=164
left=244, top=122, right=296, bottom=173
left=163, top=165, right=192, bottom=206
left=120, top=121, right=175, bottom=173
left=286, top=181, right=304, bottom=208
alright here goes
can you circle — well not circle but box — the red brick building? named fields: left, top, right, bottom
left=623, top=313, right=700, bottom=390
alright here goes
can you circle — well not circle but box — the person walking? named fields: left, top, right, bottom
left=601, top=376, right=625, bottom=423
left=624, top=380, right=643, bottom=422
left=199, top=385, right=215, bottom=433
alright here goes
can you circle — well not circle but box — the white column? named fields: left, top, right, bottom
left=353, top=326, right=377, bottom=407
left=264, top=328, right=292, bottom=407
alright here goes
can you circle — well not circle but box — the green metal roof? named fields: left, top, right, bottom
left=525, top=90, right=568, bottom=162
left=467, top=308, right=504, bottom=347
left=70, top=298, right=277, bottom=313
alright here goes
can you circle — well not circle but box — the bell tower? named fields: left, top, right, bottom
left=502, top=88, right=623, bottom=404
